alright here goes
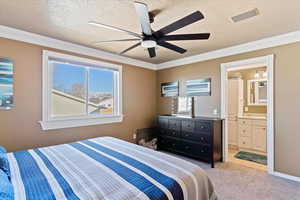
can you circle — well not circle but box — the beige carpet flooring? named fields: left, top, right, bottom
left=166, top=152, right=300, bottom=200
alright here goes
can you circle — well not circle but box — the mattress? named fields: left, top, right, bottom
left=7, top=137, right=217, bottom=200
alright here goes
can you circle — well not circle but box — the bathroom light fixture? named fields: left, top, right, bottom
left=263, top=71, right=267, bottom=77
left=254, top=71, right=260, bottom=78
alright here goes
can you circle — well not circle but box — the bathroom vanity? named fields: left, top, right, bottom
left=234, top=114, right=267, bottom=153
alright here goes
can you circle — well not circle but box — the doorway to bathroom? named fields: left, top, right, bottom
left=220, top=55, right=274, bottom=173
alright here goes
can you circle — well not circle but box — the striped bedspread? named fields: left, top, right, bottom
left=7, top=137, right=217, bottom=200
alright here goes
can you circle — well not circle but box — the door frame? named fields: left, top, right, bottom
left=220, top=55, right=274, bottom=174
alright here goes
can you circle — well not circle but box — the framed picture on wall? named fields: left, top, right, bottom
left=0, top=58, right=14, bottom=109
left=161, top=81, right=179, bottom=97
left=186, top=78, right=211, bottom=96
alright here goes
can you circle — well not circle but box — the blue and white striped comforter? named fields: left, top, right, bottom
left=7, top=137, right=217, bottom=200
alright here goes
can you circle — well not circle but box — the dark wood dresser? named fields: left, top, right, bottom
left=157, top=115, right=223, bottom=168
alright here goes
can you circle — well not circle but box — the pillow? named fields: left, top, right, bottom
left=0, top=153, right=11, bottom=181
left=0, top=146, right=6, bottom=153
left=0, top=169, right=14, bottom=200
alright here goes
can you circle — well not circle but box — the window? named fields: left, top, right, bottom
left=40, top=51, right=122, bottom=130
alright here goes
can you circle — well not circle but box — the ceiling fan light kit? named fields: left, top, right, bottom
left=141, top=40, right=157, bottom=48
left=89, top=1, right=210, bottom=58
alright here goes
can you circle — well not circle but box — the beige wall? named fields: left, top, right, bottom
left=157, top=42, right=300, bottom=177
left=157, top=61, right=221, bottom=117
left=228, top=67, right=267, bottom=114
left=0, top=37, right=157, bottom=152
left=1, top=36, right=300, bottom=178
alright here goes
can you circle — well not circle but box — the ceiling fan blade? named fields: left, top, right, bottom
left=154, top=11, right=204, bottom=36
left=94, top=39, right=140, bottom=45
left=119, top=42, right=141, bottom=55
left=148, top=48, right=156, bottom=58
left=89, top=21, right=142, bottom=38
left=159, top=33, right=210, bottom=41
left=134, top=2, right=152, bottom=35
left=158, top=41, right=187, bottom=54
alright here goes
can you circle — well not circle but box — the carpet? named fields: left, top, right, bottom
left=164, top=151, right=300, bottom=200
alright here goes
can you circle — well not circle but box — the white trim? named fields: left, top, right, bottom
left=272, top=171, right=300, bottom=183
left=220, top=55, right=274, bottom=174
left=0, top=25, right=157, bottom=70
left=157, top=30, right=300, bottom=69
left=2, top=25, right=300, bottom=70
left=40, top=115, right=123, bottom=130
left=41, top=50, right=123, bottom=130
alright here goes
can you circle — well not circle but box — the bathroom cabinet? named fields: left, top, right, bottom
left=238, top=118, right=267, bottom=153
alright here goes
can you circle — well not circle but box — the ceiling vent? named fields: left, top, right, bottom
left=231, top=8, right=259, bottom=23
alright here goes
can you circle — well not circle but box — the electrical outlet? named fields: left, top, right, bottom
left=133, top=133, right=137, bottom=139
left=244, top=107, right=249, bottom=112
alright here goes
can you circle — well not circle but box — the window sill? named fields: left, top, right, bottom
left=39, top=115, right=123, bottom=130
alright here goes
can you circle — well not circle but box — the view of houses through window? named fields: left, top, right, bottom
left=51, top=62, right=115, bottom=118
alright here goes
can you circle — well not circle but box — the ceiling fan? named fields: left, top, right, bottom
left=89, top=2, right=210, bottom=58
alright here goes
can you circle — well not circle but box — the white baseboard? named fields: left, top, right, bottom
left=272, top=171, right=300, bottom=183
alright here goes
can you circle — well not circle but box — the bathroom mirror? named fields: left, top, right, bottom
left=247, top=79, right=267, bottom=106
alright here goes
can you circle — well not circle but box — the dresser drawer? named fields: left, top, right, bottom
left=158, top=117, right=168, bottom=129
left=239, top=136, right=252, bottom=149
left=168, top=119, right=181, bottom=130
left=181, top=132, right=211, bottom=145
left=181, top=120, right=195, bottom=132
left=158, top=136, right=180, bottom=151
left=195, top=121, right=211, bottom=133
left=180, top=141, right=210, bottom=159
left=158, top=128, right=180, bottom=138
left=167, top=130, right=180, bottom=137
left=159, top=128, right=168, bottom=135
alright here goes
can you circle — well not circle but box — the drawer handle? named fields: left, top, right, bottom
left=185, top=134, right=190, bottom=137
left=200, top=137, right=204, bottom=141
left=200, top=150, right=204, bottom=153
left=200, top=126, right=204, bottom=129
left=172, top=132, right=176, bottom=135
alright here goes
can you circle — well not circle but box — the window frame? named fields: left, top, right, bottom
left=40, top=50, right=123, bottom=130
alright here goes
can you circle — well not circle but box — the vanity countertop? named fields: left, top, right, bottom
left=238, top=114, right=267, bottom=120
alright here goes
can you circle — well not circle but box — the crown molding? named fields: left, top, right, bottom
left=0, top=25, right=157, bottom=70
left=157, top=30, right=300, bottom=70
left=1, top=25, right=300, bottom=71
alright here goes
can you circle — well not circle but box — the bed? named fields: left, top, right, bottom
left=4, top=137, right=217, bottom=200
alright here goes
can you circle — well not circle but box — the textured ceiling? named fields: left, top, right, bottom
left=0, top=0, right=300, bottom=64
